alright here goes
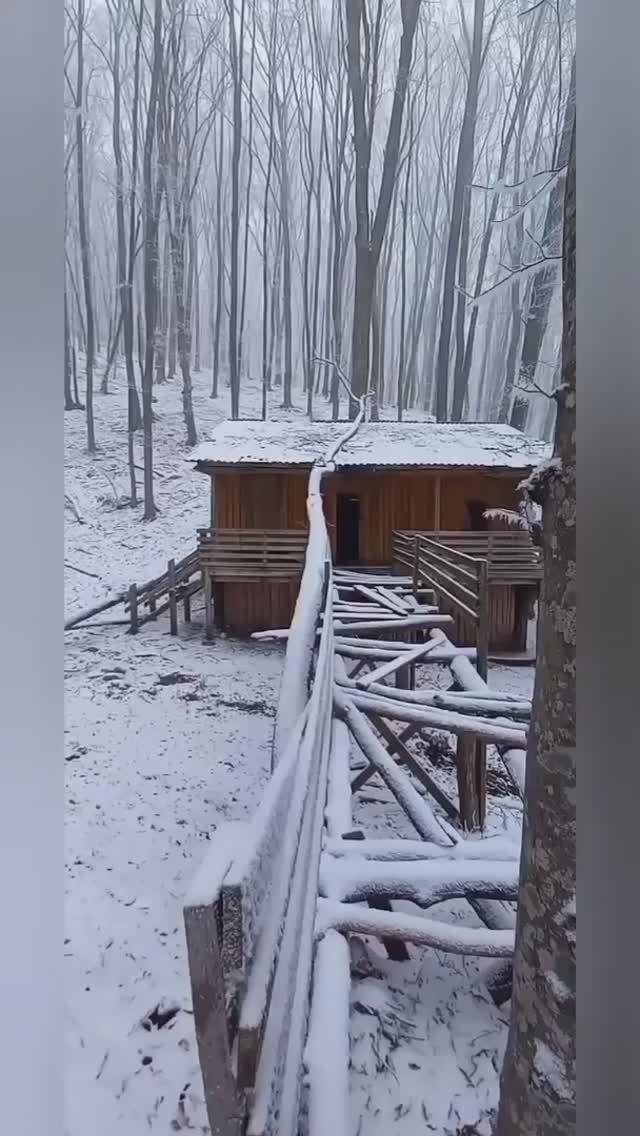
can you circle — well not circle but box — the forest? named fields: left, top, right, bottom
left=64, top=0, right=575, bottom=521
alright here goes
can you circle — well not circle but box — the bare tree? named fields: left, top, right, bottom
left=140, top=0, right=164, bottom=518
left=345, top=0, right=423, bottom=417
left=72, top=0, right=97, bottom=451
left=496, top=113, right=575, bottom=1136
left=434, top=0, right=486, bottom=422
left=225, top=0, right=246, bottom=419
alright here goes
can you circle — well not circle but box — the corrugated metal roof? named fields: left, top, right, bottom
left=189, top=419, right=551, bottom=470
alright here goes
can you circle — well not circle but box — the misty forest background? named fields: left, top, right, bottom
left=64, top=0, right=575, bottom=520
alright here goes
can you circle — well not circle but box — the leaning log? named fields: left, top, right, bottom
left=64, top=592, right=126, bottom=630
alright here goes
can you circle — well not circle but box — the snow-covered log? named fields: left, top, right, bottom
left=316, top=899, right=515, bottom=958
left=335, top=641, right=477, bottom=663
left=356, top=637, right=444, bottom=689
left=323, top=835, right=520, bottom=862
left=433, top=629, right=529, bottom=797
left=350, top=689, right=528, bottom=748
left=334, top=689, right=450, bottom=845
left=319, top=857, right=519, bottom=908
left=303, top=930, right=351, bottom=1136
left=325, top=720, right=352, bottom=839
left=333, top=613, right=454, bottom=634
left=273, top=406, right=366, bottom=763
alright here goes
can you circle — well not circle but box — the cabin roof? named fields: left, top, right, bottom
left=190, top=419, right=551, bottom=472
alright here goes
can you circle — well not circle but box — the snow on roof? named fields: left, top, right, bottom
left=190, top=419, right=551, bottom=471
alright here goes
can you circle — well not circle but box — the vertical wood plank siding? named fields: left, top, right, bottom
left=206, top=466, right=525, bottom=639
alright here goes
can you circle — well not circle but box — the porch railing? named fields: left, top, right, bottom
left=198, top=527, right=308, bottom=581
left=393, top=529, right=542, bottom=584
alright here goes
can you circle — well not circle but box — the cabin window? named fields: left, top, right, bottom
left=336, top=495, right=360, bottom=564
left=465, top=499, right=489, bottom=531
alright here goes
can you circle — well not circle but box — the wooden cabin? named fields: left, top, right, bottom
left=191, top=420, right=550, bottom=651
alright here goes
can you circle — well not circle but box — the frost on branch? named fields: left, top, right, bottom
left=518, top=456, right=562, bottom=506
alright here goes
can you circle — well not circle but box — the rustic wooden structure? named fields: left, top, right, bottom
left=184, top=428, right=526, bottom=1135
left=64, top=548, right=201, bottom=635
left=191, top=420, right=549, bottom=643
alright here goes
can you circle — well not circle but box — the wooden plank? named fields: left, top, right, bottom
left=368, top=713, right=459, bottom=822
left=333, top=614, right=453, bottom=634
left=356, top=638, right=443, bottom=690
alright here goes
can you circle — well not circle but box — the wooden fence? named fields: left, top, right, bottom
left=198, top=528, right=308, bottom=582
left=64, top=548, right=201, bottom=635
left=395, top=529, right=542, bottom=584
left=394, top=532, right=489, bottom=681
left=124, top=549, right=201, bottom=634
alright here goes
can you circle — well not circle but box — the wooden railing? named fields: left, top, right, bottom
left=394, top=532, right=489, bottom=680
left=198, top=527, right=308, bottom=581
left=393, top=529, right=542, bottom=584
left=64, top=547, right=201, bottom=635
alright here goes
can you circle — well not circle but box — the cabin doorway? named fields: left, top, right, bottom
left=335, top=494, right=360, bottom=565
left=465, top=499, right=489, bottom=531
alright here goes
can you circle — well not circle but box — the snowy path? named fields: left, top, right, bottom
left=64, top=614, right=283, bottom=1134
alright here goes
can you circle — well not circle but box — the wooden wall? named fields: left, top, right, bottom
left=211, top=467, right=522, bottom=563
left=220, top=579, right=300, bottom=637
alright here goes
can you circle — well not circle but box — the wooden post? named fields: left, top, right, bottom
left=412, top=537, right=419, bottom=598
left=456, top=733, right=480, bottom=831
left=475, top=738, right=487, bottom=830
left=203, top=571, right=214, bottom=641
left=168, top=559, right=178, bottom=636
left=183, top=589, right=192, bottom=624
left=128, top=584, right=139, bottom=635
left=476, top=559, right=489, bottom=682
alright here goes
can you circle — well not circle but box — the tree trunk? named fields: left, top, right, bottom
left=517, top=57, right=575, bottom=393
left=155, top=228, right=170, bottom=384
left=345, top=0, right=422, bottom=417
left=434, top=0, right=485, bottom=421
left=75, top=0, right=96, bottom=452
left=495, top=115, right=575, bottom=1136
left=212, top=97, right=225, bottom=397
left=171, top=229, right=198, bottom=447
left=226, top=0, right=246, bottom=420
left=64, top=287, right=77, bottom=410
left=140, top=0, right=163, bottom=520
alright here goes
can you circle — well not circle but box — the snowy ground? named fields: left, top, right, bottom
left=347, top=660, right=530, bottom=1136
left=65, top=363, right=532, bottom=1136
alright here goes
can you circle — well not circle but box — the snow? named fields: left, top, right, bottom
left=304, top=930, right=351, bottom=1136
left=190, top=418, right=551, bottom=471
left=66, top=365, right=539, bottom=1136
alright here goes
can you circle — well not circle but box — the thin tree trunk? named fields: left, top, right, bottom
left=434, top=0, right=485, bottom=421
left=496, top=114, right=575, bottom=1136
left=156, top=227, right=170, bottom=384
left=345, top=0, right=422, bottom=416
left=64, top=287, right=78, bottom=410
left=75, top=0, right=96, bottom=452
left=140, top=0, right=163, bottom=519
left=239, top=0, right=256, bottom=386
left=226, top=0, right=246, bottom=419
left=211, top=98, right=225, bottom=397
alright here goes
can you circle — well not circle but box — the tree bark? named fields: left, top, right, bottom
left=226, top=0, right=246, bottom=420
left=434, top=0, right=485, bottom=422
left=140, top=0, right=163, bottom=519
left=495, top=115, right=575, bottom=1136
left=75, top=0, right=96, bottom=451
left=345, top=0, right=422, bottom=417
left=517, top=56, right=575, bottom=394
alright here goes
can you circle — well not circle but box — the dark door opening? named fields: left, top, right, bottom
left=335, top=494, right=360, bottom=565
left=465, top=499, right=489, bottom=531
